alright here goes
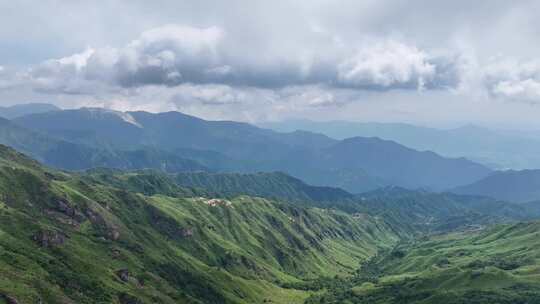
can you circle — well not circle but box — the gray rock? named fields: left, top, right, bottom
left=32, top=230, right=66, bottom=248
left=116, top=269, right=130, bottom=282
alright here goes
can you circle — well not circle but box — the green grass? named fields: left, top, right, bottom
left=307, top=222, right=540, bottom=303
left=0, top=145, right=399, bottom=303
left=3, top=144, right=540, bottom=303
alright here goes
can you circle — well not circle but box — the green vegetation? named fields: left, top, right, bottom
left=0, top=145, right=399, bottom=303
left=305, top=222, right=540, bottom=303
left=1, top=143, right=540, bottom=303
left=84, top=169, right=539, bottom=235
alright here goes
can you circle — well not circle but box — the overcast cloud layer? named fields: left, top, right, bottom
left=2, top=0, right=540, bottom=127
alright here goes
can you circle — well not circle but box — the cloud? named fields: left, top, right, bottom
left=337, top=40, right=436, bottom=89
left=22, top=24, right=458, bottom=94
left=482, top=57, right=540, bottom=103
left=170, top=84, right=247, bottom=105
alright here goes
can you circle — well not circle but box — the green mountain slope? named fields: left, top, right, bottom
left=0, top=145, right=399, bottom=303
left=172, top=171, right=354, bottom=203
left=85, top=169, right=538, bottom=236
left=354, top=187, right=537, bottom=233
left=307, top=221, right=540, bottom=303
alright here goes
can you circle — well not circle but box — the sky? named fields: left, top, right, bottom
left=2, top=0, right=540, bottom=128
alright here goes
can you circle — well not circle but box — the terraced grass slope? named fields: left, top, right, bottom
left=0, top=145, right=399, bottom=303
left=306, top=221, right=540, bottom=303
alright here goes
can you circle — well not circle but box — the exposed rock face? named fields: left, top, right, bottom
left=32, top=230, right=66, bottom=248
left=85, top=208, right=120, bottom=240
left=116, top=269, right=130, bottom=282
left=118, top=293, right=142, bottom=304
left=179, top=227, right=193, bottom=237
left=111, top=248, right=122, bottom=259
left=108, top=228, right=121, bottom=241
left=1, top=294, right=19, bottom=304
left=56, top=199, right=85, bottom=221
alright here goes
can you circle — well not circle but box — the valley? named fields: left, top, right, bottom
left=3, top=3, right=540, bottom=303
left=0, top=105, right=539, bottom=303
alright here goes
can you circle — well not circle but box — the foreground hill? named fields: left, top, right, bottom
left=452, top=169, right=540, bottom=203
left=307, top=221, right=540, bottom=303
left=2, top=144, right=540, bottom=303
left=0, top=145, right=399, bottom=303
left=11, top=108, right=492, bottom=192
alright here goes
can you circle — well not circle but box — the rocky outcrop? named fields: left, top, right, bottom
left=111, top=248, right=122, bottom=259
left=85, top=208, right=121, bottom=241
left=55, top=199, right=84, bottom=221
left=118, top=293, right=142, bottom=304
left=32, top=229, right=66, bottom=248
left=0, top=294, right=19, bottom=304
left=179, top=227, right=193, bottom=237
left=116, top=269, right=130, bottom=282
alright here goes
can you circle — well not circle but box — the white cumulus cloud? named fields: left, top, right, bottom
left=337, top=40, right=436, bottom=89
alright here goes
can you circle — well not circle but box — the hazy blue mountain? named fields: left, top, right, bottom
left=260, top=120, right=540, bottom=169
left=0, top=117, right=208, bottom=172
left=452, top=169, right=540, bottom=203
left=312, top=137, right=491, bottom=191
left=0, top=103, right=60, bottom=119
left=13, top=108, right=492, bottom=192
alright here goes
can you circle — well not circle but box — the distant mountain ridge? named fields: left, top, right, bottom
left=0, top=103, right=60, bottom=119
left=452, top=169, right=540, bottom=203
left=261, top=119, right=540, bottom=169
left=0, top=117, right=209, bottom=172
left=10, top=107, right=492, bottom=192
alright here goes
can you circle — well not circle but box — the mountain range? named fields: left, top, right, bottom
left=0, top=105, right=539, bottom=303
left=4, top=106, right=491, bottom=192
left=0, top=103, right=60, bottom=119
left=261, top=119, right=540, bottom=170
left=451, top=169, right=540, bottom=203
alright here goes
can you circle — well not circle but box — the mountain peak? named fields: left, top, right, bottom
left=0, top=103, right=61, bottom=119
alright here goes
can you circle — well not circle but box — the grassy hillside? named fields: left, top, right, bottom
left=354, top=187, right=538, bottom=234
left=305, top=221, right=540, bottom=303
left=172, top=171, right=353, bottom=203
left=85, top=170, right=539, bottom=235
left=0, top=145, right=399, bottom=303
